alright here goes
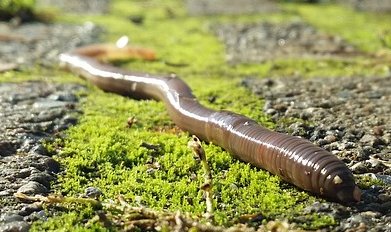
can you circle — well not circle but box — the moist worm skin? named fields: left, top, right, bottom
left=60, top=45, right=361, bottom=203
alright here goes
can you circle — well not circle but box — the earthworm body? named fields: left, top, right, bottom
left=60, top=44, right=361, bottom=203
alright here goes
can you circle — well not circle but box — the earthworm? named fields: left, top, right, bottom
left=59, top=44, right=361, bottom=203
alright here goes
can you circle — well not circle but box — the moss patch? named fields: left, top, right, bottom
left=40, top=85, right=328, bottom=230
left=0, top=66, right=84, bottom=83
left=0, top=0, right=36, bottom=20
left=291, top=3, right=391, bottom=53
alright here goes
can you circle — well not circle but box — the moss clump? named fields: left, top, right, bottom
left=356, top=174, right=386, bottom=190
left=48, top=82, right=312, bottom=228
left=0, top=0, right=36, bottom=21
left=291, top=3, right=391, bottom=53
left=0, top=67, right=85, bottom=83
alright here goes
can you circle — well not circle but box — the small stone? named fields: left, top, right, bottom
left=350, top=162, right=368, bottom=174
left=381, top=201, right=391, bottom=213
left=43, top=157, right=61, bottom=173
left=27, top=172, right=53, bottom=188
left=28, top=210, right=47, bottom=221
left=18, top=204, right=42, bottom=217
left=319, top=101, right=331, bottom=108
left=317, top=139, right=329, bottom=146
left=49, top=92, right=78, bottom=102
left=366, top=159, right=387, bottom=173
left=0, top=141, right=17, bottom=156
left=17, top=181, right=48, bottom=194
left=273, top=103, right=287, bottom=112
left=361, top=146, right=375, bottom=158
left=0, top=190, right=11, bottom=196
left=359, top=134, right=383, bottom=147
left=29, top=144, right=47, bottom=155
left=62, top=115, right=78, bottom=125
left=0, top=221, right=30, bottom=232
left=344, top=142, right=356, bottom=149
left=382, top=133, right=391, bottom=145
left=14, top=168, right=33, bottom=179
left=360, top=211, right=381, bottom=218
left=324, top=134, right=337, bottom=143
left=33, top=99, right=69, bottom=109
left=1, top=214, right=24, bottom=223
left=265, top=108, right=276, bottom=115
left=372, top=126, right=384, bottom=136
left=84, top=187, right=102, bottom=199
left=378, top=193, right=391, bottom=202
left=347, top=214, right=363, bottom=224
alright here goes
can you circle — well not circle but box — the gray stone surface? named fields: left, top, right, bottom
left=185, top=0, right=278, bottom=16
left=213, top=21, right=357, bottom=63
left=0, top=22, right=102, bottom=68
left=36, top=0, right=110, bottom=14
left=342, top=0, right=391, bottom=12
left=0, top=81, right=85, bottom=229
left=0, top=12, right=100, bottom=229
left=241, top=75, right=391, bottom=231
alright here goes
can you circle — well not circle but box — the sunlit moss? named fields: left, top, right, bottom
left=0, top=0, right=35, bottom=15
left=290, top=3, right=391, bottom=53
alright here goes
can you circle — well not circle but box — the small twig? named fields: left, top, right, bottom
left=188, top=135, right=214, bottom=219
left=174, top=211, right=185, bottom=232
left=126, top=116, right=137, bottom=128
left=14, top=192, right=101, bottom=207
left=14, top=192, right=266, bottom=231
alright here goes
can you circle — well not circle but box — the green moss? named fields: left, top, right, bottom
left=51, top=84, right=310, bottom=227
left=31, top=209, right=108, bottom=232
left=0, top=0, right=35, bottom=15
left=0, top=66, right=85, bottom=84
left=356, top=174, right=386, bottom=189
left=290, top=3, right=391, bottom=53
left=299, top=214, right=336, bottom=230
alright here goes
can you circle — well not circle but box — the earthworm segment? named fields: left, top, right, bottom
left=60, top=43, right=361, bottom=203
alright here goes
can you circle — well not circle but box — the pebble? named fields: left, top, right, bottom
left=0, top=190, right=11, bottom=196
left=324, top=134, right=337, bottom=143
left=17, top=181, right=48, bottom=194
left=42, top=158, right=60, bottom=174
left=27, top=172, right=54, bottom=188
left=27, top=210, right=47, bottom=221
left=84, top=187, right=102, bottom=199
left=0, top=221, right=30, bottom=232
left=1, top=214, right=24, bottom=223
left=360, top=134, right=382, bottom=147
left=351, top=162, right=368, bottom=174
left=18, top=205, right=42, bottom=217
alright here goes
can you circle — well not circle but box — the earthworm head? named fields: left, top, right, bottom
left=326, top=172, right=361, bottom=203
left=335, top=185, right=361, bottom=203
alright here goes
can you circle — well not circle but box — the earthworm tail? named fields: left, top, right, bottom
left=60, top=44, right=361, bottom=203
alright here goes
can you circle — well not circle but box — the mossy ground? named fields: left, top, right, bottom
left=1, top=0, right=390, bottom=231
